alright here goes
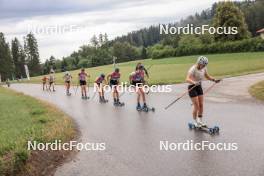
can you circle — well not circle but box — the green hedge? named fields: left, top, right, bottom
left=152, top=37, right=264, bottom=59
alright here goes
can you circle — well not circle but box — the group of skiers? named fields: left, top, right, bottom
left=42, top=62, right=151, bottom=111
left=41, top=56, right=221, bottom=127
left=42, top=70, right=56, bottom=92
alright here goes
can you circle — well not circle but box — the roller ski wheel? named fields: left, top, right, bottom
left=188, top=122, right=195, bottom=129
left=82, top=96, right=89, bottom=100
left=66, top=92, right=71, bottom=96
left=114, top=102, right=125, bottom=107
left=188, top=122, right=217, bottom=135
left=142, top=106, right=155, bottom=112
left=213, top=126, right=220, bottom=133
left=149, top=107, right=155, bottom=112
left=100, top=99, right=108, bottom=103
left=208, top=128, right=215, bottom=135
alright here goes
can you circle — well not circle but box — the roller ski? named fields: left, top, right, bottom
left=66, top=90, right=71, bottom=96
left=137, top=104, right=155, bottom=112
left=188, top=122, right=220, bottom=135
left=114, top=100, right=125, bottom=107
left=99, top=97, right=108, bottom=103
left=82, top=96, right=89, bottom=100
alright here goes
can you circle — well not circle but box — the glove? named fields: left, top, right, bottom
left=213, top=79, right=221, bottom=83
left=193, top=82, right=201, bottom=86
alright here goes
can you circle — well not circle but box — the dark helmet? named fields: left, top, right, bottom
left=138, top=65, right=144, bottom=70
left=100, top=73, right=105, bottom=78
left=115, top=68, right=120, bottom=72
left=81, top=68, right=85, bottom=72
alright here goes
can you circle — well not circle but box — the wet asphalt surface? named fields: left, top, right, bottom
left=9, top=73, right=264, bottom=176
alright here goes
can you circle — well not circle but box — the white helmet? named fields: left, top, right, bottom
left=65, top=71, right=70, bottom=75
left=197, top=56, right=208, bottom=66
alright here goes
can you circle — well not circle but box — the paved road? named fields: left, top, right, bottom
left=10, top=73, right=264, bottom=176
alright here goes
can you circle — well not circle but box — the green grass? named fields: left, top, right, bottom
left=27, top=52, right=264, bottom=85
left=0, top=87, right=76, bottom=175
left=249, top=81, right=264, bottom=101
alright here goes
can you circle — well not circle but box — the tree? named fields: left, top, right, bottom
left=24, top=33, right=41, bottom=76
left=141, top=47, right=148, bottom=59
left=178, top=35, right=202, bottom=48
left=198, top=33, right=215, bottom=44
left=43, top=59, right=50, bottom=74
left=104, top=33, right=109, bottom=43
left=49, top=55, right=56, bottom=70
left=240, top=0, right=264, bottom=36
left=61, top=58, right=68, bottom=72
left=90, top=35, right=99, bottom=48
left=11, top=37, right=26, bottom=78
left=213, top=1, right=250, bottom=41
left=112, top=42, right=139, bottom=62
left=72, top=57, right=79, bottom=69
left=0, top=33, right=14, bottom=81
left=98, top=33, right=104, bottom=46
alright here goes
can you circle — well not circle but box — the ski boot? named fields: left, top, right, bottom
left=136, top=104, right=142, bottom=111
left=100, top=97, right=108, bottom=103
left=117, top=101, right=124, bottom=106
left=142, top=104, right=149, bottom=112
left=66, top=91, right=71, bottom=96
left=102, top=97, right=108, bottom=103
left=114, top=99, right=124, bottom=106
left=197, top=118, right=207, bottom=127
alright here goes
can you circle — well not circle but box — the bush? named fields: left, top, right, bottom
left=151, top=37, right=264, bottom=59
left=78, top=59, right=91, bottom=68
left=151, top=46, right=174, bottom=59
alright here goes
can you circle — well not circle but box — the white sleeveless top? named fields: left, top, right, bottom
left=188, top=65, right=207, bottom=84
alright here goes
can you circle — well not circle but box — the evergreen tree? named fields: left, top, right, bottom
left=104, top=33, right=109, bottom=43
left=141, top=47, right=148, bottom=59
left=98, top=33, right=104, bottom=46
left=0, top=32, right=14, bottom=81
left=11, top=37, right=26, bottom=78
left=61, top=58, right=68, bottom=72
left=24, top=33, right=41, bottom=76
left=43, top=59, right=50, bottom=74
left=49, top=55, right=56, bottom=70
left=90, top=35, right=99, bottom=48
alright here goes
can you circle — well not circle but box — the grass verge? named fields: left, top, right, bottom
left=0, top=86, right=77, bottom=175
left=249, top=81, right=264, bottom=101
left=24, top=52, right=264, bottom=85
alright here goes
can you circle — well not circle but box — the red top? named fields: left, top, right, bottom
left=95, top=76, right=104, bottom=84
left=110, top=72, right=120, bottom=80
left=42, top=76, right=48, bottom=82
left=132, top=70, right=144, bottom=81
